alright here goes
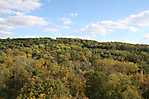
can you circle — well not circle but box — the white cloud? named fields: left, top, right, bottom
left=80, top=23, right=107, bottom=35
left=80, top=10, right=149, bottom=35
left=5, top=15, right=48, bottom=27
left=125, top=10, right=149, bottom=27
left=59, top=12, right=78, bottom=29
left=60, top=17, right=72, bottom=25
left=0, top=0, right=51, bottom=38
left=0, top=0, right=41, bottom=15
left=0, top=31, right=11, bottom=38
left=144, top=33, right=149, bottom=39
left=0, top=15, right=48, bottom=37
left=70, top=12, right=78, bottom=17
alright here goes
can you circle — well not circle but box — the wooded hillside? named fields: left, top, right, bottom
left=0, top=38, right=149, bottom=99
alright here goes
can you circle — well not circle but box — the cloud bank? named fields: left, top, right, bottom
left=80, top=10, right=149, bottom=35
left=0, top=0, right=48, bottom=38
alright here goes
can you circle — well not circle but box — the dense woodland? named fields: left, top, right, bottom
left=0, top=38, right=149, bottom=99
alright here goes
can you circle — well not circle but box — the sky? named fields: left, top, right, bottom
left=0, top=0, right=149, bottom=44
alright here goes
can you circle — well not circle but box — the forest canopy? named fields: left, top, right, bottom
left=0, top=38, right=149, bottom=99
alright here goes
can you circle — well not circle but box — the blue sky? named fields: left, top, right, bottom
left=0, top=0, right=149, bottom=44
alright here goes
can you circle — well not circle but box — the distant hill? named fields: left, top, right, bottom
left=0, top=38, right=149, bottom=99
